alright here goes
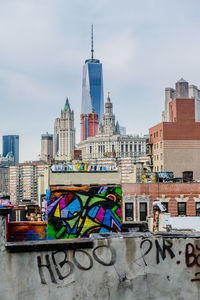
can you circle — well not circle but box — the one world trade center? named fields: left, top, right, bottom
left=81, top=25, right=104, bottom=123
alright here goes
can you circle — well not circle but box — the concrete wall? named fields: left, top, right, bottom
left=49, top=171, right=121, bottom=186
left=1, top=212, right=200, bottom=299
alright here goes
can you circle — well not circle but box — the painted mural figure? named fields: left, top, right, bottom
left=47, top=185, right=121, bottom=239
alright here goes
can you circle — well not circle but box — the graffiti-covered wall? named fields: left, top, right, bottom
left=47, top=185, right=121, bottom=239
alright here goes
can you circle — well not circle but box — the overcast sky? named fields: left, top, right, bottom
left=1, top=0, right=200, bottom=162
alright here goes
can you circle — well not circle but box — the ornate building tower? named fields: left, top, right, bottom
left=102, top=93, right=116, bottom=135
left=53, top=98, right=76, bottom=161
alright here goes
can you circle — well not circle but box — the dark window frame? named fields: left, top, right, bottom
left=178, top=202, right=186, bottom=216
left=139, top=202, right=147, bottom=221
left=125, top=203, right=134, bottom=221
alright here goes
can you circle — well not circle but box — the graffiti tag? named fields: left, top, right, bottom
left=140, top=239, right=175, bottom=265
left=37, top=245, right=116, bottom=284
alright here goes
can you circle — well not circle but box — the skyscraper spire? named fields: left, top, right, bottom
left=91, top=24, right=94, bottom=60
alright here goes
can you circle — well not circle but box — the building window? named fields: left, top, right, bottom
left=156, top=131, right=158, bottom=137
left=160, top=130, right=162, bottom=137
left=157, top=154, right=159, bottom=160
left=90, top=146, right=92, bottom=153
left=139, top=202, right=147, bottom=221
left=160, top=142, right=162, bottom=148
left=126, top=144, right=128, bottom=153
left=160, top=153, right=163, bottom=160
left=125, top=203, right=134, bottom=221
left=196, top=202, right=200, bottom=216
left=134, top=143, right=137, bottom=152
left=150, top=134, right=152, bottom=142
left=130, top=143, right=132, bottom=152
left=154, top=133, right=155, bottom=138
left=138, top=144, right=141, bottom=153
left=121, top=144, right=124, bottom=152
left=161, top=165, right=163, bottom=171
left=161, top=202, right=168, bottom=212
left=178, top=203, right=186, bottom=216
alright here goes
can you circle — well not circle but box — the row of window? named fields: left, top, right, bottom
left=153, top=142, right=162, bottom=150
left=89, top=142, right=145, bottom=154
left=124, top=201, right=200, bottom=221
left=154, top=153, right=163, bottom=161
left=154, top=165, right=163, bottom=172
left=125, top=202, right=148, bottom=221
left=150, top=129, right=163, bottom=141
left=160, top=202, right=200, bottom=216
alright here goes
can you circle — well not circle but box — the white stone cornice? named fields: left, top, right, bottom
left=137, top=193, right=150, bottom=202
left=175, top=194, right=189, bottom=202
left=194, top=195, right=200, bottom=202
left=156, top=194, right=171, bottom=202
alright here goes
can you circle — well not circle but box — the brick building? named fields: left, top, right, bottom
left=80, top=113, right=99, bottom=141
left=148, top=79, right=200, bottom=180
left=122, top=182, right=200, bottom=222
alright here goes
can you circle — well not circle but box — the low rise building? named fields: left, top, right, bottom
left=122, top=182, right=200, bottom=223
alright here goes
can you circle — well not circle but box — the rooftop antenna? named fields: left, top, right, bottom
left=91, top=24, right=94, bottom=60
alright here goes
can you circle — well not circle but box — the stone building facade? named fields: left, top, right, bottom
left=53, top=98, right=75, bottom=161
left=78, top=94, right=147, bottom=161
left=41, top=132, right=53, bottom=161
left=162, top=78, right=200, bottom=122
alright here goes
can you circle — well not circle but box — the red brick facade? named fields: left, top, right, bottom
left=122, top=183, right=200, bottom=220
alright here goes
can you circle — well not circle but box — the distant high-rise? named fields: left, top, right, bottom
left=80, top=113, right=99, bottom=141
left=3, top=135, right=19, bottom=163
left=81, top=25, right=104, bottom=130
left=41, top=132, right=53, bottom=161
left=53, top=98, right=76, bottom=161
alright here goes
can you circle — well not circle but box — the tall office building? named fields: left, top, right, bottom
left=3, top=135, right=19, bottom=163
left=41, top=133, right=53, bottom=161
left=53, top=98, right=76, bottom=161
left=81, top=25, right=104, bottom=139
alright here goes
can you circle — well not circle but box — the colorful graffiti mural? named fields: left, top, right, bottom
left=47, top=185, right=121, bottom=239
left=8, top=222, right=47, bottom=242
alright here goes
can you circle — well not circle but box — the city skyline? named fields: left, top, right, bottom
left=1, top=1, right=200, bottom=162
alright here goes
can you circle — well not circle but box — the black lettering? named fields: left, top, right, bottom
left=73, top=249, right=93, bottom=270
left=186, top=243, right=198, bottom=267
left=93, top=245, right=116, bottom=266
left=37, top=255, right=57, bottom=284
left=140, top=239, right=153, bottom=266
left=52, top=251, right=74, bottom=280
left=155, top=239, right=175, bottom=264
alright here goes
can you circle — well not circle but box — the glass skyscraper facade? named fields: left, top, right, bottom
left=81, top=58, right=104, bottom=122
left=3, top=135, right=19, bottom=163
